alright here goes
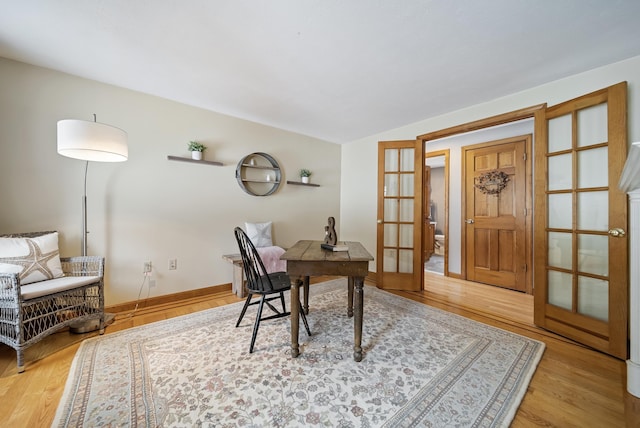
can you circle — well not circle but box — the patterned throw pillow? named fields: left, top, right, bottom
left=0, top=232, right=64, bottom=284
left=245, top=222, right=273, bottom=247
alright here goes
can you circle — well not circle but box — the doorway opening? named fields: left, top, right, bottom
left=424, top=150, right=449, bottom=276
left=420, top=113, right=537, bottom=290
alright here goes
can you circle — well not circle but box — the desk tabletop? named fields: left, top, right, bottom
left=281, top=240, right=373, bottom=262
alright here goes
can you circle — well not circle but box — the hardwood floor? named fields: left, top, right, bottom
left=0, top=273, right=636, bottom=427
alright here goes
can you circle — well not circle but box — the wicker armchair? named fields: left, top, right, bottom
left=0, top=232, right=105, bottom=373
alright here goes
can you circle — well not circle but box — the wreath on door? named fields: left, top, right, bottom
left=474, top=170, right=510, bottom=195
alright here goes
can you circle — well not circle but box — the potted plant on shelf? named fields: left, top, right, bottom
left=188, top=141, right=206, bottom=160
left=300, top=169, right=312, bottom=184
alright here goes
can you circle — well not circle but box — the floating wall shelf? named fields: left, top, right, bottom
left=167, top=155, right=223, bottom=166
left=287, top=181, right=320, bottom=187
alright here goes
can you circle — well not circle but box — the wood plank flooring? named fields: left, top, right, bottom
left=0, top=273, right=636, bottom=427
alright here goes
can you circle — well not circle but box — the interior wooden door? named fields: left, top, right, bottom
left=533, top=82, right=628, bottom=359
left=463, top=135, right=531, bottom=292
left=377, top=140, right=423, bottom=291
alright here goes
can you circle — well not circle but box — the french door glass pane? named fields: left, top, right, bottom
left=399, top=199, right=414, bottom=222
left=385, top=174, right=398, bottom=197
left=548, top=114, right=572, bottom=152
left=577, top=103, right=608, bottom=147
left=578, top=276, right=609, bottom=321
left=548, top=154, right=572, bottom=190
left=578, top=234, right=608, bottom=276
left=400, top=148, right=414, bottom=172
left=399, top=249, right=413, bottom=273
left=548, top=193, right=573, bottom=229
left=399, top=224, right=413, bottom=247
left=400, top=174, right=414, bottom=197
left=384, top=199, right=398, bottom=222
left=383, top=249, right=397, bottom=272
left=549, top=232, right=572, bottom=270
left=384, top=224, right=398, bottom=247
left=548, top=270, right=573, bottom=310
left=385, top=149, right=398, bottom=172
left=578, top=147, right=608, bottom=189
left=577, top=191, right=608, bottom=231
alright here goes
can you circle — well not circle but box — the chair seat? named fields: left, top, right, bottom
left=254, top=272, right=290, bottom=294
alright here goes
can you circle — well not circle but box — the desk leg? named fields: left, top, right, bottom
left=353, top=276, right=364, bottom=362
left=290, top=277, right=301, bottom=358
left=303, top=276, right=310, bottom=315
left=347, top=276, right=354, bottom=317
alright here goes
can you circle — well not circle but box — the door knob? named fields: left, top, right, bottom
left=465, top=219, right=474, bottom=224
left=377, top=219, right=383, bottom=224
left=608, top=228, right=626, bottom=237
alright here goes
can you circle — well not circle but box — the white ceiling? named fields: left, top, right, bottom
left=2, top=1, right=640, bottom=144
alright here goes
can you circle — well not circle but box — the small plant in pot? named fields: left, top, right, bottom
left=188, top=141, right=206, bottom=160
left=300, top=169, right=312, bottom=184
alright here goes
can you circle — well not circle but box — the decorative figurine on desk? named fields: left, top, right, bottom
left=324, top=216, right=337, bottom=245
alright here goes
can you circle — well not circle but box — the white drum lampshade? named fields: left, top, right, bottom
left=57, top=119, right=128, bottom=162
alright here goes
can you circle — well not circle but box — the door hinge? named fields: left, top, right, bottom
left=523, top=264, right=527, bottom=272
left=523, top=152, right=527, bottom=161
left=524, top=208, right=527, bottom=217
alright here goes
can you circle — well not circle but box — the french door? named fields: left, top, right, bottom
left=376, top=140, right=423, bottom=290
left=534, top=82, right=628, bottom=359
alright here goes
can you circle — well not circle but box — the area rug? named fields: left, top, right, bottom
left=53, top=279, right=544, bottom=427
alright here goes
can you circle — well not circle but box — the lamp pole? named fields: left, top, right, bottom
left=82, top=160, right=89, bottom=256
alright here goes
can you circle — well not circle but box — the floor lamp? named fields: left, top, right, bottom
left=57, top=116, right=128, bottom=332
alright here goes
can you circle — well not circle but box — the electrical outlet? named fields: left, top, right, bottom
left=149, top=279, right=156, bottom=288
left=168, top=258, right=177, bottom=270
left=143, top=261, right=152, bottom=274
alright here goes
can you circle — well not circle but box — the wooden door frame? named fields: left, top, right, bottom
left=460, top=135, right=533, bottom=294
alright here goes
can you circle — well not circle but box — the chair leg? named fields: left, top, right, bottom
left=249, top=295, right=266, bottom=353
left=236, top=293, right=253, bottom=327
left=299, top=300, right=311, bottom=336
left=280, top=291, right=287, bottom=313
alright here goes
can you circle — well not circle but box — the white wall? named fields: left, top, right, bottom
left=0, top=58, right=341, bottom=305
left=342, top=55, right=640, bottom=274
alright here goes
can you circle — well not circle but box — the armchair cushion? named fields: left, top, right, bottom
left=20, top=275, right=101, bottom=300
left=0, top=232, right=64, bottom=284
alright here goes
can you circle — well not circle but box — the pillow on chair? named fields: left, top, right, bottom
left=245, top=221, right=273, bottom=247
left=0, top=232, right=64, bottom=284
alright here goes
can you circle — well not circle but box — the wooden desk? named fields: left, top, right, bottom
left=281, top=240, right=373, bottom=361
